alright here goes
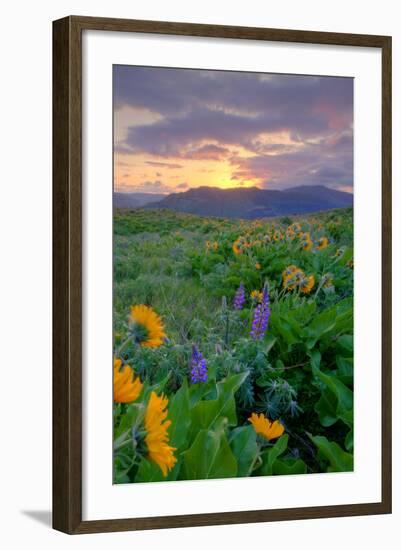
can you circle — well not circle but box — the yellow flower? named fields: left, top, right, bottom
left=300, top=232, right=313, bottom=251
left=347, top=259, right=354, bottom=269
left=129, top=304, right=166, bottom=348
left=299, top=274, right=315, bottom=294
left=251, top=290, right=263, bottom=302
left=316, top=236, right=329, bottom=251
left=282, top=265, right=304, bottom=290
left=212, top=241, right=218, bottom=251
left=113, top=358, right=143, bottom=403
left=291, top=222, right=301, bottom=232
left=144, top=392, right=177, bottom=476
left=248, top=412, right=285, bottom=441
left=255, top=262, right=261, bottom=270
left=232, top=238, right=242, bottom=255
left=322, top=273, right=334, bottom=289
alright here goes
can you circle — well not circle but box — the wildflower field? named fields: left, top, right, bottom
left=113, top=207, right=354, bottom=483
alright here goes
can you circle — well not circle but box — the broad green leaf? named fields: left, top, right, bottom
left=168, top=379, right=190, bottom=451
left=309, top=434, right=353, bottom=472
left=272, top=457, right=307, bottom=476
left=183, top=425, right=238, bottom=479
left=229, top=426, right=259, bottom=477
left=270, top=312, right=300, bottom=349
left=188, top=372, right=249, bottom=441
left=264, top=334, right=277, bottom=354
left=189, top=380, right=214, bottom=408
left=345, top=429, right=354, bottom=452
left=135, top=458, right=165, bottom=483
left=315, top=389, right=338, bottom=427
left=335, top=355, right=353, bottom=386
left=258, top=434, right=288, bottom=476
left=311, top=355, right=354, bottom=428
left=114, top=403, right=144, bottom=440
left=336, top=334, right=353, bottom=356
left=135, top=456, right=181, bottom=483
left=313, top=366, right=353, bottom=411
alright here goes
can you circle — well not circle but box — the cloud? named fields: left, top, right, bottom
left=183, top=144, right=230, bottom=160
left=145, top=161, right=183, bottom=169
left=114, top=66, right=354, bottom=191
left=122, top=106, right=332, bottom=158
left=230, top=134, right=353, bottom=190
left=117, top=179, right=190, bottom=194
left=114, top=66, right=352, bottom=122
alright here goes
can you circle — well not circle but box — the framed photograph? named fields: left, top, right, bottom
left=53, top=16, right=392, bottom=534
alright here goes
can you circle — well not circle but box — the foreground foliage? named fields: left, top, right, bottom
left=113, top=207, right=354, bottom=483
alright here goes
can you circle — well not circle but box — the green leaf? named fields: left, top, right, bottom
left=264, top=333, right=277, bottom=354
left=272, top=457, right=307, bottom=476
left=188, top=372, right=249, bottom=441
left=135, top=456, right=181, bottom=483
left=258, top=434, right=288, bottom=475
left=183, top=424, right=238, bottom=479
left=335, top=355, right=353, bottom=386
left=336, top=334, right=353, bottom=356
left=270, top=312, right=299, bottom=349
left=114, top=403, right=143, bottom=440
left=189, top=380, right=214, bottom=408
left=305, top=299, right=353, bottom=348
left=345, top=429, right=354, bottom=452
left=308, top=434, right=353, bottom=472
left=135, top=458, right=165, bottom=483
left=168, top=379, right=190, bottom=451
left=229, top=426, right=259, bottom=477
left=315, top=389, right=338, bottom=427
left=312, top=362, right=353, bottom=428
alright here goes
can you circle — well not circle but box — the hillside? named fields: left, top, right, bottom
left=142, top=185, right=353, bottom=219
left=113, top=192, right=165, bottom=209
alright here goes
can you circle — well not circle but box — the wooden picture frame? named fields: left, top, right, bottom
left=53, top=15, right=392, bottom=534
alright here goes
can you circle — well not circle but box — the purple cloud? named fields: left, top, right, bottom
left=114, top=66, right=353, bottom=191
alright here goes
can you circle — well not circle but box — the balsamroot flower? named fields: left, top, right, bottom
left=190, top=345, right=208, bottom=384
left=299, top=275, right=315, bottom=294
left=282, top=265, right=303, bottom=290
left=144, top=392, right=177, bottom=476
left=248, top=412, right=285, bottom=441
left=129, top=304, right=166, bottom=347
left=113, top=357, right=143, bottom=403
left=250, top=285, right=270, bottom=340
left=300, top=232, right=313, bottom=251
left=233, top=282, right=245, bottom=310
left=251, top=290, right=263, bottom=303
left=322, top=273, right=334, bottom=289
left=282, top=265, right=315, bottom=294
left=316, top=236, right=329, bottom=250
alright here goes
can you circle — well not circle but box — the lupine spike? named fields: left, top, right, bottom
left=233, top=282, right=245, bottom=310
left=250, top=283, right=270, bottom=340
left=190, top=345, right=208, bottom=384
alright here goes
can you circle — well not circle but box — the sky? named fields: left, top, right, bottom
left=113, top=65, right=353, bottom=195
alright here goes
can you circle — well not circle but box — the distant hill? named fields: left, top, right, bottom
left=114, top=192, right=165, bottom=209
left=143, top=185, right=353, bottom=219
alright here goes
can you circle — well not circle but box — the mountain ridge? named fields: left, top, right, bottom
left=138, top=185, right=353, bottom=219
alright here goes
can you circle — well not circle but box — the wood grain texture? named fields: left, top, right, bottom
left=52, top=16, right=82, bottom=534
left=52, top=15, right=392, bottom=534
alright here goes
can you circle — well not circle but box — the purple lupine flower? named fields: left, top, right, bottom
left=250, top=285, right=270, bottom=340
left=233, top=283, right=245, bottom=310
left=190, top=345, right=208, bottom=384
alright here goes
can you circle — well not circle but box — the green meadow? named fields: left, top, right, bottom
left=113, top=207, right=354, bottom=483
